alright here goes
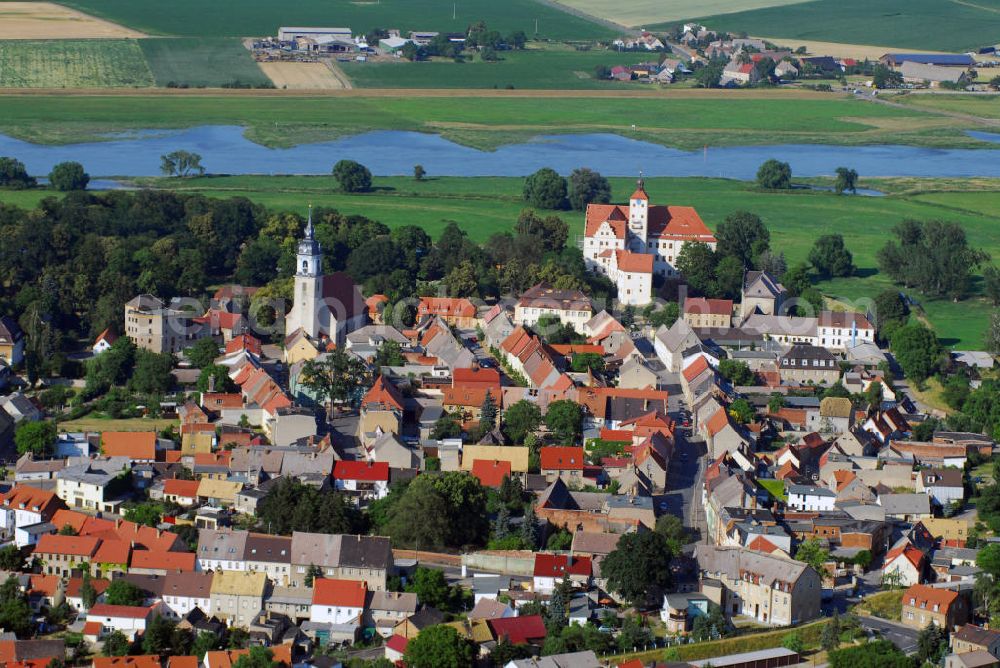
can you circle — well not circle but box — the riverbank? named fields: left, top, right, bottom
left=2, top=174, right=997, bottom=347
left=0, top=90, right=987, bottom=152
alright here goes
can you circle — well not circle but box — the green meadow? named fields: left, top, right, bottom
left=139, top=38, right=272, bottom=88
left=4, top=175, right=997, bottom=346
left=59, top=0, right=611, bottom=41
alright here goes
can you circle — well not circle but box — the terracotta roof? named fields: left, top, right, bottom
left=312, top=578, right=367, bottom=607
left=584, top=205, right=628, bottom=238
left=684, top=297, right=733, bottom=316
left=418, top=297, right=476, bottom=319
left=517, top=283, right=591, bottom=312
left=361, top=375, right=404, bottom=412
left=706, top=406, right=730, bottom=437
left=452, top=367, right=501, bottom=388
left=92, top=658, right=162, bottom=668
left=682, top=355, right=710, bottom=383
left=202, top=392, right=243, bottom=410
left=130, top=550, right=197, bottom=572
left=442, top=386, right=499, bottom=409
left=0, top=485, right=62, bottom=517
left=540, top=446, right=585, bottom=471
left=163, top=479, right=200, bottom=498
left=82, top=621, right=103, bottom=636
left=34, top=534, right=100, bottom=557
left=95, top=327, right=119, bottom=346
left=65, top=576, right=110, bottom=598
left=29, top=574, right=60, bottom=597
left=550, top=344, right=604, bottom=356
left=833, top=469, right=858, bottom=491
left=471, top=459, right=512, bottom=488
left=101, top=431, right=157, bottom=459
left=747, top=536, right=782, bottom=554
left=204, top=647, right=292, bottom=668
left=819, top=310, right=874, bottom=331
left=600, top=428, right=633, bottom=442
left=488, top=614, right=548, bottom=644
left=93, top=539, right=131, bottom=565
left=533, top=553, right=592, bottom=577
left=886, top=544, right=925, bottom=570
left=334, top=460, right=390, bottom=482
left=615, top=250, right=654, bottom=273
left=903, top=583, right=959, bottom=613
left=225, top=334, right=262, bottom=355
left=88, top=603, right=153, bottom=619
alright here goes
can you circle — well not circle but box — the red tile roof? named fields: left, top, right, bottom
left=66, top=576, right=110, bottom=598
left=471, top=459, right=512, bottom=488
left=93, top=539, right=131, bottom=565
left=418, top=297, right=476, bottom=319
left=0, top=485, right=62, bottom=517
left=539, top=446, right=585, bottom=471
left=88, top=603, right=153, bottom=619
left=361, top=375, right=404, bottom=412
left=92, top=658, right=162, bottom=668
left=533, top=553, right=592, bottom=578
left=600, top=428, right=633, bottom=443
left=101, top=431, right=157, bottom=460
left=334, top=460, right=390, bottom=482
left=34, top=534, right=100, bottom=557
left=201, top=393, right=244, bottom=410
left=225, top=334, right=262, bottom=356
left=29, top=574, right=60, bottom=597
left=312, top=578, right=367, bottom=607
left=615, top=250, right=654, bottom=273
left=747, top=536, right=782, bottom=554
left=82, top=621, right=103, bottom=637
left=452, top=367, right=501, bottom=389
left=903, top=584, right=959, bottom=613
left=684, top=297, right=733, bottom=316
left=386, top=634, right=409, bottom=653
left=442, top=386, right=499, bottom=409
left=163, top=479, right=200, bottom=498
left=682, top=355, right=710, bottom=383
left=886, top=544, right=926, bottom=570
left=488, top=614, right=548, bottom=644
left=130, top=549, right=197, bottom=572
left=706, top=407, right=730, bottom=437
left=95, top=327, right=119, bottom=346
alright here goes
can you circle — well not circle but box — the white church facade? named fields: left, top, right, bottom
left=583, top=180, right=717, bottom=306
left=285, top=211, right=368, bottom=345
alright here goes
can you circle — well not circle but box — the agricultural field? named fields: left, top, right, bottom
left=4, top=174, right=991, bottom=345
left=897, top=93, right=1000, bottom=120
left=0, top=2, right=144, bottom=39
left=678, top=0, right=1000, bottom=52
left=59, top=0, right=612, bottom=41
left=547, top=0, right=807, bottom=28
left=0, top=39, right=153, bottom=88
left=259, top=61, right=351, bottom=90
left=341, top=46, right=657, bottom=89
left=0, top=91, right=954, bottom=151
left=139, top=38, right=272, bottom=88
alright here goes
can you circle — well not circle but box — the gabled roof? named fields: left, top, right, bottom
left=684, top=297, right=733, bottom=316
left=706, top=406, right=731, bottom=437
left=903, top=583, right=959, bottom=612
left=540, top=447, right=585, bottom=471
left=101, top=431, right=157, bottom=460
left=533, top=553, right=592, bottom=578
left=334, top=460, right=390, bottom=482
left=361, top=375, right=404, bottom=412
left=615, top=250, right=653, bottom=273
left=130, top=550, right=197, bottom=572
left=471, top=459, right=512, bottom=488
left=885, top=544, right=926, bottom=570
left=488, top=614, right=548, bottom=644
left=312, top=577, right=367, bottom=607
left=163, top=479, right=200, bottom=498
left=34, top=534, right=100, bottom=557
left=0, top=485, right=62, bottom=517
left=682, top=355, right=711, bottom=383
left=88, top=603, right=154, bottom=619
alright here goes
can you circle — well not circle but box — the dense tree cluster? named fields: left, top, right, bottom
left=257, top=478, right=365, bottom=536
left=374, top=472, right=489, bottom=550
left=878, top=219, right=988, bottom=300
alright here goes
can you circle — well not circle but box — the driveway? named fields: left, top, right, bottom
left=858, top=616, right=919, bottom=654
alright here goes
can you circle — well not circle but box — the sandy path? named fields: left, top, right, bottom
left=258, top=62, right=351, bottom=90
left=0, top=2, right=145, bottom=39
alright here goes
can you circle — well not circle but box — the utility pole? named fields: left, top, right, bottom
left=453, top=3, right=456, bottom=19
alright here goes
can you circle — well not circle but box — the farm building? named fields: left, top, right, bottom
left=880, top=53, right=976, bottom=68
left=900, top=62, right=968, bottom=86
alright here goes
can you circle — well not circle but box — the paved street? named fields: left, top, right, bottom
left=858, top=616, right=919, bottom=654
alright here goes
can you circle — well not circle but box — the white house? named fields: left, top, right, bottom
left=86, top=602, right=160, bottom=640
left=332, top=461, right=389, bottom=502
left=159, top=572, right=214, bottom=620
left=883, top=544, right=925, bottom=586
left=310, top=578, right=367, bottom=625
left=55, top=457, right=131, bottom=514
left=0, top=485, right=64, bottom=548
left=918, top=469, right=964, bottom=507
left=816, top=311, right=875, bottom=350
left=786, top=485, right=837, bottom=512
left=513, top=283, right=593, bottom=333
left=532, top=554, right=592, bottom=595
left=583, top=179, right=716, bottom=305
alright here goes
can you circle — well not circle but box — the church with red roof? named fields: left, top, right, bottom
left=583, top=178, right=716, bottom=305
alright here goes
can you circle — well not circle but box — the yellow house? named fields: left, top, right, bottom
left=197, top=478, right=243, bottom=506
left=920, top=516, right=974, bottom=543
left=210, top=570, right=268, bottom=628
left=459, top=445, right=530, bottom=473
left=284, top=330, right=320, bottom=366
left=181, top=431, right=215, bottom=455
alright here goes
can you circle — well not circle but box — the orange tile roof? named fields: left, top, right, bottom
left=101, top=431, right=157, bottom=459
left=29, top=574, right=60, bottom=597
left=682, top=356, right=710, bottom=383
left=452, top=367, right=501, bottom=388
left=95, top=327, right=119, bottom=346
left=0, top=485, right=63, bottom=517
left=163, top=479, right=200, bottom=498
left=775, top=461, right=798, bottom=480
left=886, top=544, right=925, bottom=570
left=225, top=333, right=262, bottom=356
left=205, top=646, right=291, bottom=668
left=168, top=658, right=200, bottom=668
left=418, top=297, right=476, bottom=319
left=747, top=536, right=782, bottom=554
left=549, top=344, right=604, bottom=356
left=684, top=297, right=733, bottom=316
left=88, top=603, right=153, bottom=619
left=361, top=375, right=404, bottom=412
left=34, top=534, right=100, bottom=557
left=82, top=621, right=103, bottom=637
left=471, top=459, right=512, bottom=488
left=312, top=578, right=367, bottom=607
left=615, top=250, right=654, bottom=273
left=66, top=576, right=110, bottom=598
left=442, top=386, right=499, bottom=409
left=706, top=407, right=730, bottom=437
left=833, top=469, right=858, bottom=491
left=93, top=657, right=162, bottom=668
left=540, top=446, right=585, bottom=471
left=201, top=393, right=244, bottom=410
left=130, top=549, right=197, bottom=572
left=903, top=584, right=959, bottom=613
left=584, top=205, right=629, bottom=238
left=93, top=539, right=131, bottom=565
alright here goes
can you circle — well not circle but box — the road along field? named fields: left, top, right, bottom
left=677, top=0, right=1000, bottom=52
left=0, top=39, right=154, bottom=88
left=259, top=61, right=351, bottom=90
left=3, top=174, right=996, bottom=346
left=546, top=0, right=808, bottom=28
left=0, top=2, right=145, bottom=39
left=60, top=0, right=612, bottom=40
left=0, top=89, right=974, bottom=151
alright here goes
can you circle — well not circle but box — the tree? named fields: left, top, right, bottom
left=916, top=622, right=947, bottom=664
left=714, top=255, right=746, bottom=300
left=782, top=262, right=812, bottom=297
left=567, top=168, right=611, bottom=211
left=853, top=549, right=873, bottom=570
left=520, top=503, right=539, bottom=549
left=48, top=161, right=89, bottom=191
left=977, top=543, right=1000, bottom=578
left=716, top=210, right=770, bottom=268
left=186, top=337, right=220, bottom=368
left=160, top=151, right=205, bottom=177
left=768, top=393, right=786, bottom=413
left=647, top=302, right=679, bottom=328
left=129, top=349, right=175, bottom=395
left=820, top=614, right=841, bottom=652
left=695, top=61, right=724, bottom=88
left=834, top=166, right=858, bottom=195
left=405, top=567, right=455, bottom=611
left=480, top=391, right=497, bottom=428
left=864, top=381, right=883, bottom=408
left=829, top=640, right=912, bottom=668
left=124, top=501, right=163, bottom=527
left=808, top=234, right=855, bottom=278
left=14, top=420, right=56, bottom=457
left=675, top=241, right=718, bottom=295
left=304, top=564, right=323, bottom=587
left=0, top=546, right=23, bottom=571
left=873, top=289, right=909, bottom=336
left=102, top=630, right=132, bottom=657
left=233, top=646, right=280, bottom=668
left=600, top=531, right=673, bottom=605
left=782, top=631, right=804, bottom=653
left=142, top=614, right=186, bottom=655
left=443, top=260, right=478, bottom=298
left=192, top=631, right=221, bottom=659
left=385, top=473, right=488, bottom=550
left=570, top=352, right=605, bottom=373
left=490, top=637, right=532, bottom=666
left=414, top=164, right=426, bottom=181
left=873, top=64, right=903, bottom=89
left=756, top=159, right=792, bottom=189
left=987, top=311, right=1000, bottom=356
left=404, top=624, right=476, bottom=668
left=728, top=398, right=754, bottom=424
left=523, top=168, right=568, bottom=210
left=654, top=514, right=689, bottom=555
left=877, top=219, right=989, bottom=301
left=105, top=579, right=146, bottom=607
left=374, top=339, right=406, bottom=368
left=431, top=414, right=461, bottom=439
left=79, top=570, right=97, bottom=609
left=332, top=159, right=372, bottom=193
left=756, top=249, right=787, bottom=277
left=300, top=348, right=367, bottom=418
left=0, top=156, right=37, bottom=189
left=794, top=538, right=830, bottom=575
left=890, top=322, right=942, bottom=383
left=545, top=400, right=583, bottom=444
left=718, top=359, right=755, bottom=385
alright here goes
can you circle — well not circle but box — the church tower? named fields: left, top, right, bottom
left=287, top=207, right=324, bottom=338
left=628, top=175, right=649, bottom=247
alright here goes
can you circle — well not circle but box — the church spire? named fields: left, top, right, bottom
left=630, top=171, right=648, bottom=201
left=304, top=204, right=314, bottom=240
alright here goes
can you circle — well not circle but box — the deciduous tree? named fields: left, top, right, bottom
left=808, top=234, right=855, bottom=278
left=48, top=161, right=90, bottom=191
left=567, top=168, right=611, bottom=210
left=544, top=400, right=583, bottom=444
left=756, top=159, right=792, bottom=190
left=403, top=624, right=476, bottom=668
left=600, top=531, right=673, bottom=605
left=523, top=168, right=567, bottom=210
left=332, top=159, right=372, bottom=193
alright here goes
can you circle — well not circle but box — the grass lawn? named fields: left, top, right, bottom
left=0, top=39, right=153, bottom=88
left=139, top=38, right=271, bottom=88
left=758, top=478, right=787, bottom=502
left=856, top=590, right=903, bottom=621
left=57, top=416, right=177, bottom=432
left=342, top=46, right=656, bottom=90
left=674, top=0, right=1000, bottom=52
left=0, top=91, right=960, bottom=152
left=60, top=0, right=612, bottom=41
left=4, top=174, right=999, bottom=346
left=896, top=94, right=1000, bottom=120
left=907, top=377, right=956, bottom=415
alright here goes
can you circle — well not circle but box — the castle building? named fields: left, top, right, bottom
left=285, top=210, right=368, bottom=345
left=583, top=180, right=717, bottom=305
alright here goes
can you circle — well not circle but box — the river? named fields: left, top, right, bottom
left=3, top=125, right=1000, bottom=179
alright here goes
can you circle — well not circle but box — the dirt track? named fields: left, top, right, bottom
left=258, top=61, right=352, bottom=90
left=0, top=2, right=145, bottom=39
